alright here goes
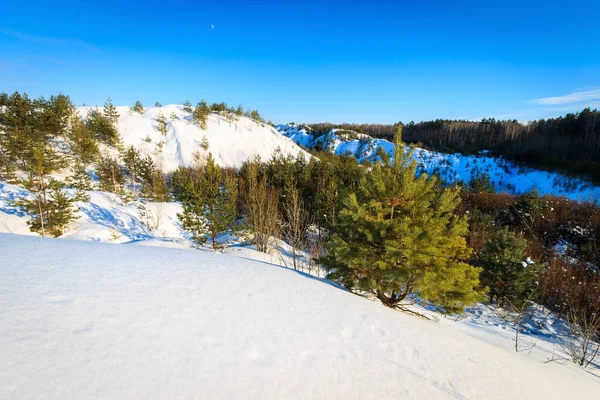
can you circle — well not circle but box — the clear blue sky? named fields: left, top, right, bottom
left=1, top=0, right=599, bottom=123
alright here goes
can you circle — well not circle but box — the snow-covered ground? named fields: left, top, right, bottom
left=278, top=124, right=600, bottom=202
left=78, top=105, right=310, bottom=171
left=1, top=233, right=598, bottom=399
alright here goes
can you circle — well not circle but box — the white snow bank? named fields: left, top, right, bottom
left=1, top=233, right=598, bottom=399
left=78, top=105, right=310, bottom=171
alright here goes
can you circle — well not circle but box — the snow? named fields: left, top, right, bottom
left=78, top=105, right=310, bottom=171
left=0, top=181, right=194, bottom=247
left=278, top=124, right=600, bottom=202
left=1, top=233, right=599, bottom=399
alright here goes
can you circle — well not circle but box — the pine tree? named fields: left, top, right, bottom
left=235, top=104, right=243, bottom=118
left=122, top=146, right=143, bottom=197
left=0, top=91, right=33, bottom=180
left=193, top=100, right=209, bottom=129
left=5, top=93, right=76, bottom=237
left=68, top=164, right=93, bottom=201
left=131, top=100, right=144, bottom=114
left=97, top=154, right=125, bottom=194
left=69, top=115, right=100, bottom=165
left=139, top=155, right=169, bottom=201
left=469, top=173, right=495, bottom=193
left=183, top=100, right=193, bottom=113
left=103, top=97, right=119, bottom=122
left=477, top=227, right=543, bottom=307
left=200, top=135, right=210, bottom=151
left=16, top=178, right=76, bottom=237
left=319, top=126, right=483, bottom=313
left=156, top=111, right=168, bottom=135
left=155, top=101, right=162, bottom=107
left=178, top=153, right=238, bottom=249
left=87, top=108, right=120, bottom=146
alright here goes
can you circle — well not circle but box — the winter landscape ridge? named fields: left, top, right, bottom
left=0, top=101, right=599, bottom=399
left=3, top=1, right=600, bottom=398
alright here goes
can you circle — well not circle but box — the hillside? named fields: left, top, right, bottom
left=79, top=105, right=309, bottom=171
left=1, top=233, right=599, bottom=399
left=278, top=124, right=600, bottom=202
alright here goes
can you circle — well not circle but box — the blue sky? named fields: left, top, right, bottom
left=1, top=0, right=599, bottom=123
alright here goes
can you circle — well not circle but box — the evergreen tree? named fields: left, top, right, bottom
left=4, top=93, right=76, bottom=236
left=183, top=100, right=193, bottom=113
left=103, top=97, right=119, bottom=122
left=469, top=173, right=495, bottom=193
left=177, top=153, right=238, bottom=249
left=0, top=91, right=33, bottom=180
left=122, top=146, right=143, bottom=196
left=235, top=104, right=243, bottom=118
left=131, top=100, right=144, bottom=114
left=68, top=164, right=93, bottom=201
left=246, top=109, right=263, bottom=123
left=319, top=126, right=483, bottom=313
left=69, top=115, right=100, bottom=164
left=155, top=101, right=162, bottom=107
left=87, top=108, right=120, bottom=146
left=200, top=135, right=210, bottom=151
left=193, top=100, right=210, bottom=129
left=139, top=155, right=170, bottom=201
left=15, top=178, right=76, bottom=237
left=156, top=111, right=168, bottom=135
left=477, top=227, right=543, bottom=306
left=66, top=115, right=97, bottom=201
left=97, top=154, right=125, bottom=194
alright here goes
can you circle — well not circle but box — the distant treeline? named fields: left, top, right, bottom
left=309, top=108, right=600, bottom=183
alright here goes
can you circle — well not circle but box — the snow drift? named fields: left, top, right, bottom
left=1, top=233, right=598, bottom=399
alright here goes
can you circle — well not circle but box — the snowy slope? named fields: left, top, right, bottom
left=0, top=181, right=193, bottom=247
left=1, top=234, right=599, bottom=400
left=79, top=105, right=309, bottom=171
left=278, top=124, right=600, bottom=202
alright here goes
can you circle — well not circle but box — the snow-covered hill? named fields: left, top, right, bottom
left=1, top=233, right=598, bottom=399
left=79, top=105, right=309, bottom=171
left=278, top=124, right=600, bottom=202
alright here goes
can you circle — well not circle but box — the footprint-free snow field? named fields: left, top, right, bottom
left=1, top=233, right=598, bottom=399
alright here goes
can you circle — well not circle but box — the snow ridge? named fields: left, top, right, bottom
left=277, top=123, right=600, bottom=202
left=78, top=105, right=310, bottom=171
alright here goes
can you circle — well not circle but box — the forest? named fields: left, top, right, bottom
left=309, top=108, right=600, bottom=183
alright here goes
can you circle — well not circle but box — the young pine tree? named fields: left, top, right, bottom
left=139, top=155, right=169, bottom=201
left=200, top=135, right=210, bottom=151
left=97, top=154, right=125, bottom=195
left=177, top=153, right=238, bottom=249
left=131, top=100, right=144, bottom=114
left=103, top=97, right=119, bottom=123
left=9, top=94, right=77, bottom=237
left=122, top=146, right=143, bottom=197
left=476, top=227, right=543, bottom=307
left=16, top=178, right=76, bottom=237
left=183, top=100, right=193, bottom=113
left=156, top=111, right=168, bottom=135
left=320, top=126, right=483, bottom=313
left=469, top=173, right=495, bottom=193
left=67, top=115, right=100, bottom=200
left=193, top=100, right=210, bottom=130
left=88, top=108, right=120, bottom=146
